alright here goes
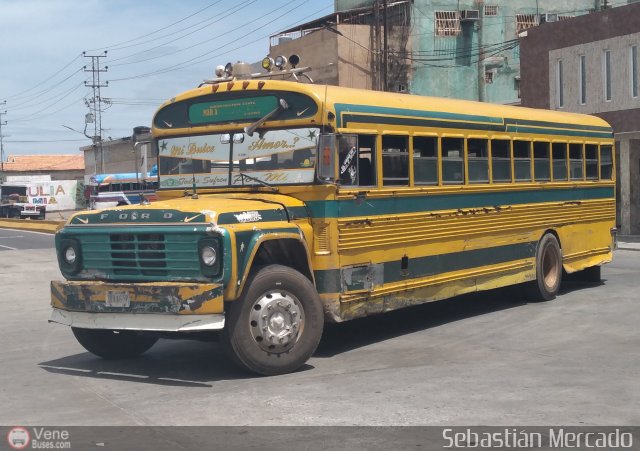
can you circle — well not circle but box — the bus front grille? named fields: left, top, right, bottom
left=110, top=233, right=167, bottom=276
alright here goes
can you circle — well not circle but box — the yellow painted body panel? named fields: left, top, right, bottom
left=51, top=280, right=224, bottom=315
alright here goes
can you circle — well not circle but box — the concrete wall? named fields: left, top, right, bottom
left=271, top=22, right=409, bottom=91
left=337, top=25, right=375, bottom=89
left=271, top=29, right=340, bottom=86
left=82, top=137, right=156, bottom=177
left=549, top=34, right=640, bottom=113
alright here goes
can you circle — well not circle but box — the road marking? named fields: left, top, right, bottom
left=0, top=236, right=25, bottom=239
left=0, top=228, right=53, bottom=236
left=0, top=244, right=17, bottom=250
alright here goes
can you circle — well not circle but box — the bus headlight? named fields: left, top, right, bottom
left=198, top=238, right=221, bottom=277
left=58, top=238, right=81, bottom=275
left=64, top=246, right=77, bottom=264
left=201, top=246, right=217, bottom=266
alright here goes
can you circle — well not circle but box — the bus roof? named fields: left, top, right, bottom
left=153, top=80, right=612, bottom=136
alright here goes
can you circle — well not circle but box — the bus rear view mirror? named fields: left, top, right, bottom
left=317, top=133, right=336, bottom=181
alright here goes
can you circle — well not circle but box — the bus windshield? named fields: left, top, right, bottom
left=158, top=127, right=319, bottom=189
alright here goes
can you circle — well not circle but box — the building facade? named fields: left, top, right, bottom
left=520, top=2, right=640, bottom=235
left=318, top=0, right=611, bottom=100
left=80, top=130, right=154, bottom=178
left=270, top=1, right=411, bottom=91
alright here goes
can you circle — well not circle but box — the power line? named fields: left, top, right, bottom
left=4, top=68, right=84, bottom=109
left=4, top=139, right=88, bottom=143
left=0, top=53, right=83, bottom=101
left=108, top=3, right=332, bottom=83
left=111, top=0, right=309, bottom=68
left=86, top=0, right=225, bottom=52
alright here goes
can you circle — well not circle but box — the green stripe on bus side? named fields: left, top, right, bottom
left=305, top=186, right=614, bottom=219
left=334, top=103, right=613, bottom=137
left=313, top=241, right=538, bottom=294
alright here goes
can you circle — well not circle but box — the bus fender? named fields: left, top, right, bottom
left=230, top=226, right=314, bottom=300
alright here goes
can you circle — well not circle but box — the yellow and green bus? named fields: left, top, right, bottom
left=50, top=63, right=616, bottom=375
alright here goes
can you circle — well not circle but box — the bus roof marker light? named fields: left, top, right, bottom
left=258, top=81, right=265, bottom=90
left=242, top=81, right=250, bottom=90
left=275, top=56, right=287, bottom=70
left=289, top=54, right=300, bottom=68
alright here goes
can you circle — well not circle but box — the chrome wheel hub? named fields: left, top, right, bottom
left=249, top=290, right=304, bottom=354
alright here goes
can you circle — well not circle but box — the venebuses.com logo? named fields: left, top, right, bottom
left=6, top=426, right=71, bottom=449
left=6, top=427, right=30, bottom=450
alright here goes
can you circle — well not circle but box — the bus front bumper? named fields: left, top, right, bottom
left=49, top=308, right=225, bottom=332
left=50, top=280, right=225, bottom=332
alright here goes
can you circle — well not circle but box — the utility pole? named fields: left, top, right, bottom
left=83, top=51, right=108, bottom=174
left=382, top=0, right=388, bottom=92
left=0, top=102, right=7, bottom=183
left=372, top=0, right=381, bottom=90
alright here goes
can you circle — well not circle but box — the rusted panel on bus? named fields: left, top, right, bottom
left=51, top=280, right=224, bottom=315
left=340, top=263, right=383, bottom=292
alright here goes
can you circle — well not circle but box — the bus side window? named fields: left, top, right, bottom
left=338, top=135, right=359, bottom=185
left=468, top=138, right=489, bottom=184
left=413, top=136, right=437, bottom=185
left=514, top=140, right=532, bottom=182
left=382, top=135, right=409, bottom=186
left=585, top=144, right=598, bottom=180
left=600, top=145, right=613, bottom=179
left=442, top=137, right=464, bottom=184
left=338, top=134, right=376, bottom=186
left=534, top=142, right=551, bottom=181
left=552, top=143, right=568, bottom=181
left=569, top=144, right=584, bottom=180
left=491, top=139, right=511, bottom=182
left=357, top=135, right=376, bottom=186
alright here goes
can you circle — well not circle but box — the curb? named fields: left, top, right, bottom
left=0, top=219, right=64, bottom=234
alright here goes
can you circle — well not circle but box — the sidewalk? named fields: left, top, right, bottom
left=618, top=237, right=640, bottom=251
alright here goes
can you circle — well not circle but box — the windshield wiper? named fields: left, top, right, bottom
left=244, top=98, right=289, bottom=136
left=237, top=172, right=278, bottom=192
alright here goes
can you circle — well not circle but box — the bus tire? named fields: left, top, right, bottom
left=72, top=327, right=158, bottom=359
left=223, top=264, right=324, bottom=376
left=523, top=233, right=562, bottom=302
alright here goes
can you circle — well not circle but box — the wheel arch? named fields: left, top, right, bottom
left=233, top=231, right=315, bottom=300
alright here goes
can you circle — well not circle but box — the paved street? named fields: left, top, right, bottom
left=0, top=246, right=638, bottom=426
left=0, top=228, right=54, bottom=251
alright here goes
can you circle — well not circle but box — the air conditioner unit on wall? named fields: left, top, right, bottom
left=540, top=13, right=558, bottom=23
left=461, top=10, right=480, bottom=21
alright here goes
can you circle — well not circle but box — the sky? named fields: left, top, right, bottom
left=0, top=0, right=335, bottom=157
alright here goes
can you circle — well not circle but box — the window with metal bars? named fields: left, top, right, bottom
left=484, top=5, right=498, bottom=16
left=435, top=11, right=461, bottom=36
left=516, top=14, right=537, bottom=33
left=485, top=71, right=494, bottom=84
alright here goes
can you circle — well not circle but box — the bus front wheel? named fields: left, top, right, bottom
left=524, top=233, right=562, bottom=302
left=72, top=328, right=158, bottom=359
left=223, top=265, right=324, bottom=376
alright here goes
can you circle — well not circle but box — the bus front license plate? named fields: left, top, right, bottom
left=106, top=291, right=131, bottom=308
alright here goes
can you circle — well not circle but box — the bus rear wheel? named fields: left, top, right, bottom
left=72, top=328, right=158, bottom=359
left=223, top=265, right=324, bottom=376
left=524, top=233, right=562, bottom=302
